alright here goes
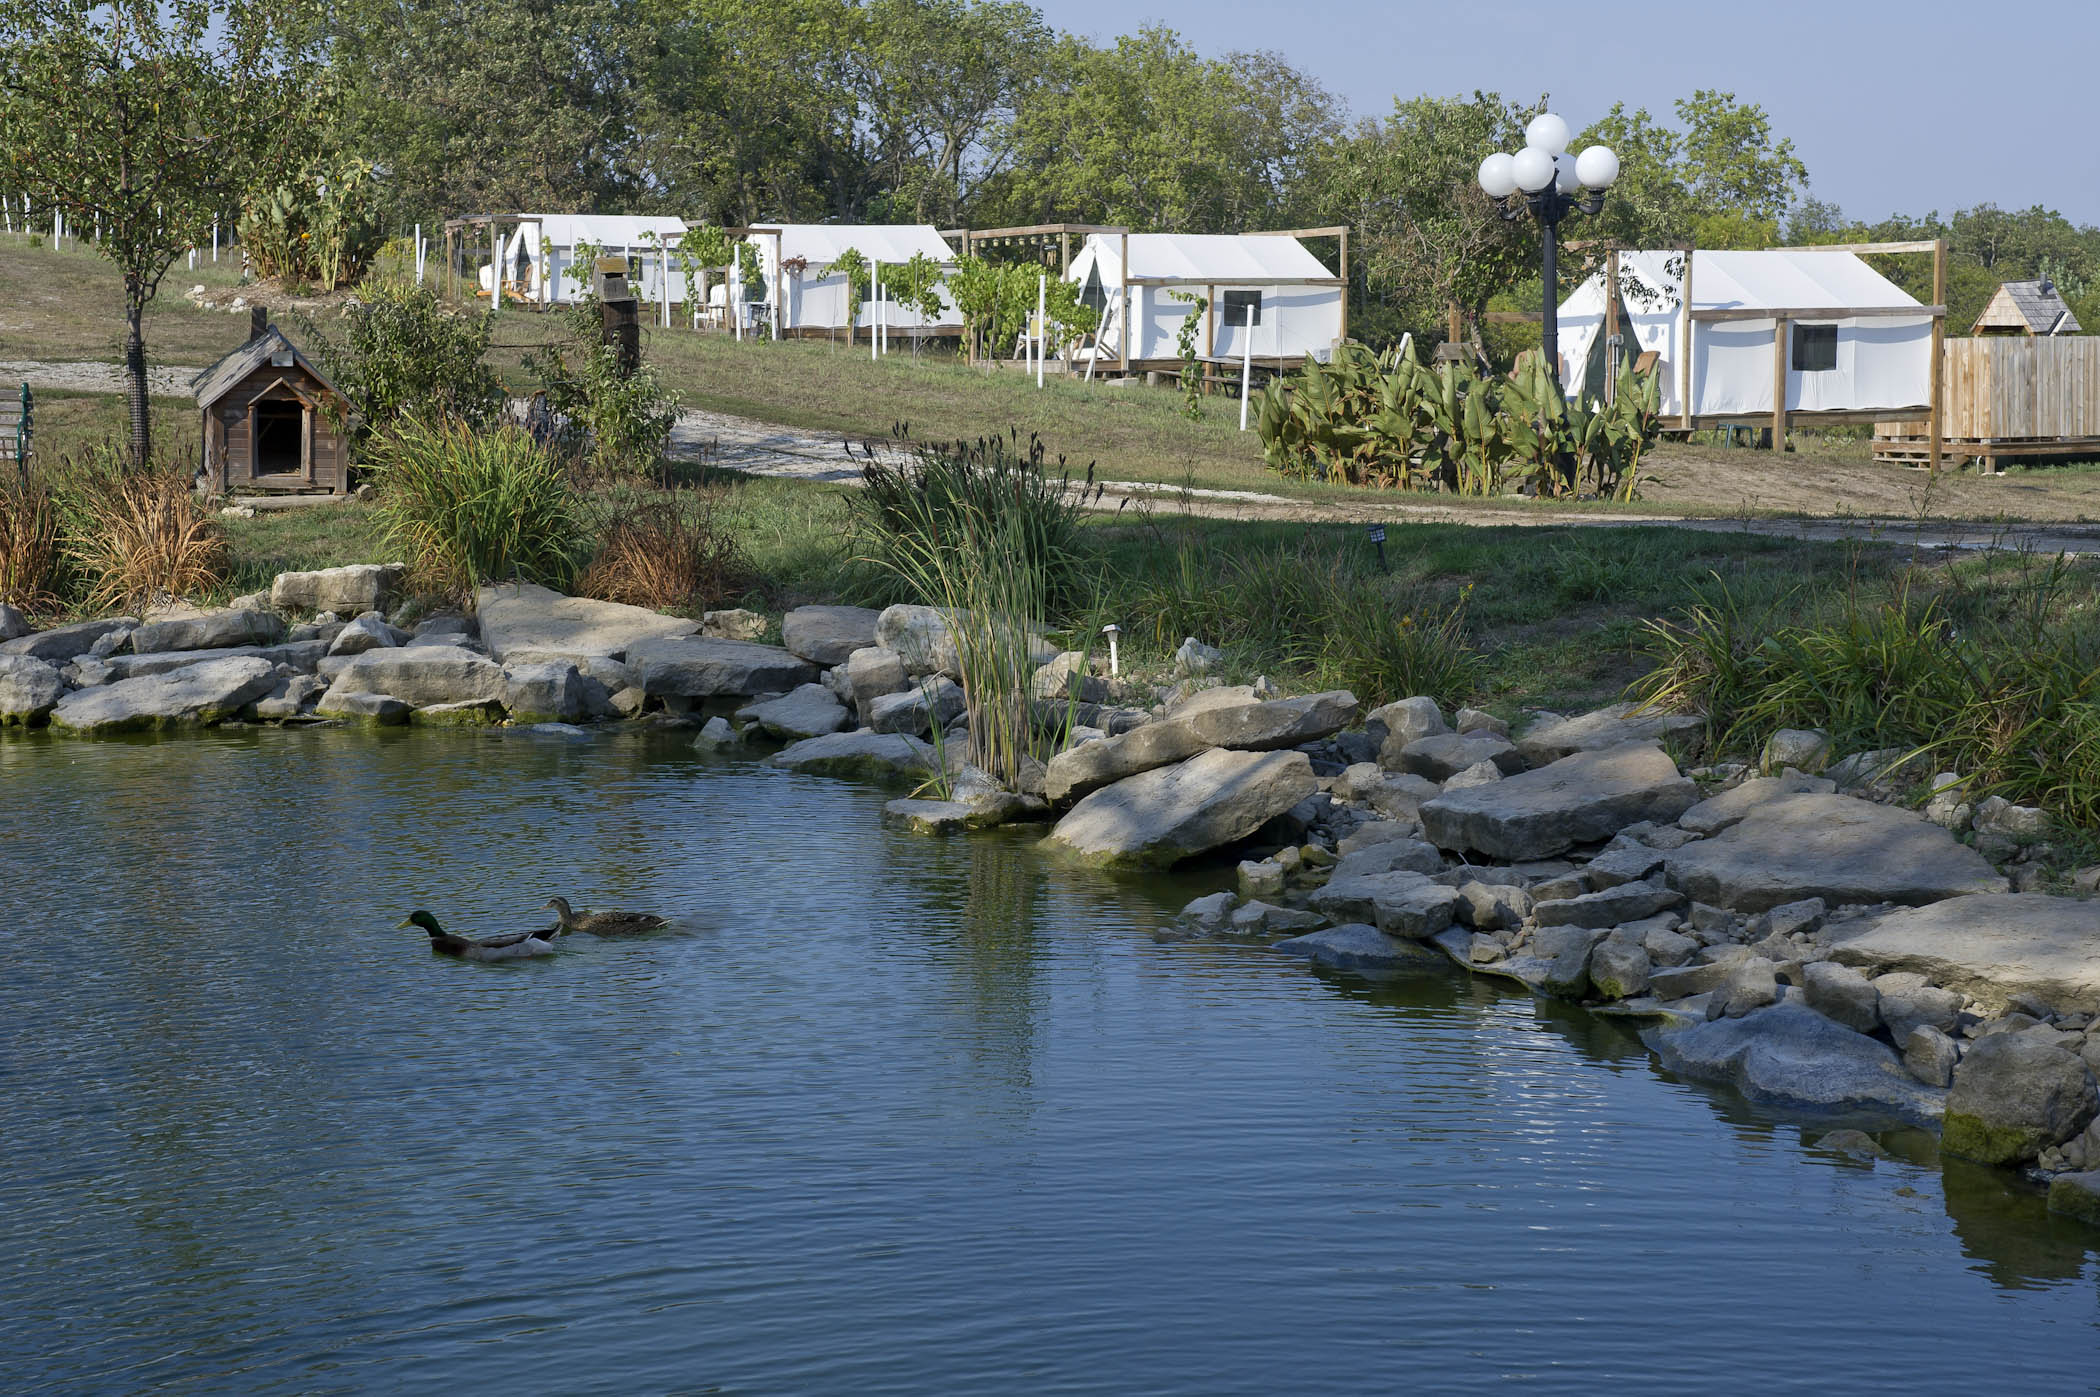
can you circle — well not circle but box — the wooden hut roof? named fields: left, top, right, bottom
left=1975, top=280, right=2082, bottom=335
left=191, top=326, right=347, bottom=410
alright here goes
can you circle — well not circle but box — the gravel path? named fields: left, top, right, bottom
left=1, top=359, right=205, bottom=398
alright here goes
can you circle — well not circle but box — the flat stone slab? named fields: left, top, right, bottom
left=738, top=682, right=848, bottom=740
left=270, top=563, right=403, bottom=615
left=476, top=582, right=698, bottom=663
left=1645, top=998, right=1945, bottom=1122
left=102, top=640, right=328, bottom=681
left=630, top=635, right=818, bottom=699
left=1045, top=748, right=1317, bottom=870
left=50, top=656, right=278, bottom=733
left=1826, top=894, right=2100, bottom=1017
left=0, top=617, right=137, bottom=663
left=1043, top=719, right=1209, bottom=803
left=1176, top=690, right=1360, bottom=751
left=1678, top=770, right=1836, bottom=835
left=882, top=797, right=1011, bottom=834
left=770, top=729, right=936, bottom=784
left=129, top=607, right=285, bottom=654
left=781, top=605, right=883, bottom=667
left=1664, top=793, right=2006, bottom=914
left=1421, top=742, right=1697, bottom=861
left=1273, top=923, right=1445, bottom=972
left=324, top=644, right=508, bottom=708
left=317, top=690, right=412, bottom=724
left=1516, top=702, right=1704, bottom=765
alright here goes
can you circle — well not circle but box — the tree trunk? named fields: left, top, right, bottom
left=124, top=284, right=150, bottom=467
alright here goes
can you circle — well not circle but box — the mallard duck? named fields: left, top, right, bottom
left=398, top=910, right=558, bottom=962
left=543, top=896, right=668, bottom=938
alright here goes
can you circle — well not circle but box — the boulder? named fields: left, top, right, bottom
left=1761, top=728, right=1832, bottom=774
left=49, top=656, right=278, bottom=733
left=1649, top=949, right=1753, bottom=1002
left=1421, top=743, right=1697, bottom=861
left=1044, top=719, right=1209, bottom=803
left=1941, top=1033, right=2098, bottom=1165
left=254, top=673, right=327, bottom=721
left=876, top=604, right=961, bottom=676
left=409, top=698, right=504, bottom=726
left=327, top=613, right=404, bottom=657
left=882, top=798, right=1011, bottom=834
left=1227, top=901, right=1325, bottom=938
left=1646, top=999, right=1945, bottom=1120
left=1396, top=731, right=1523, bottom=781
left=1644, top=925, right=1699, bottom=968
left=1903, top=1026, right=1960, bottom=1088
left=1331, top=839, right=1442, bottom=881
left=0, top=616, right=137, bottom=663
left=0, top=602, right=27, bottom=640
left=1180, top=691, right=1360, bottom=751
left=473, top=582, right=699, bottom=662
left=100, top=640, right=328, bottom=683
left=739, top=682, right=849, bottom=740
left=1167, top=684, right=1257, bottom=719
left=1453, top=880, right=1532, bottom=931
left=1031, top=652, right=1108, bottom=704
left=1173, top=636, right=1222, bottom=675
left=129, top=607, right=286, bottom=654
left=1707, top=957, right=1780, bottom=1019
left=316, top=691, right=412, bottom=724
left=1238, top=858, right=1285, bottom=899
left=769, top=730, right=937, bottom=784
left=1870, top=974, right=1965, bottom=1044
left=1332, top=764, right=1443, bottom=821
left=866, top=677, right=965, bottom=737
left=840, top=645, right=911, bottom=715
left=1515, top=702, right=1703, bottom=766
left=1369, top=696, right=1447, bottom=765
left=1532, top=877, right=1684, bottom=929
left=1664, top=794, right=2006, bottom=913
left=270, top=563, right=402, bottom=615
left=1337, top=819, right=1420, bottom=854
left=693, top=715, right=742, bottom=748
left=1801, top=961, right=1881, bottom=1033
left=2046, top=1171, right=2100, bottom=1226
left=1455, top=707, right=1508, bottom=738
left=0, top=654, right=65, bottom=725
left=1532, top=925, right=1606, bottom=997
left=1443, top=760, right=1503, bottom=792
left=1583, top=843, right=1667, bottom=889
left=629, top=636, right=819, bottom=699
left=1974, top=795, right=2051, bottom=839
left=1179, top=892, right=1239, bottom=934
left=503, top=661, right=588, bottom=723
left=325, top=644, right=507, bottom=708
left=1677, top=770, right=1837, bottom=836
left=781, top=604, right=883, bottom=667
left=1589, top=936, right=1653, bottom=1000
left=1044, top=748, right=1317, bottom=870
left=1273, top=923, right=1443, bottom=972
left=701, top=608, right=768, bottom=642
left=1823, top=894, right=2100, bottom=1017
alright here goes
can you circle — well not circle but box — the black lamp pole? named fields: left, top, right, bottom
left=1500, top=184, right=1606, bottom=393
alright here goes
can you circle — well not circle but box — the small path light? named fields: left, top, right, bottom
left=1101, top=623, right=1122, bottom=676
left=1366, top=523, right=1388, bottom=574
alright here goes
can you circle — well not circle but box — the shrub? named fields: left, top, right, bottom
left=0, top=466, right=63, bottom=611
left=301, top=282, right=504, bottom=433
left=526, top=306, right=679, bottom=479
left=365, top=417, right=581, bottom=596
left=57, top=451, right=228, bottom=611
left=578, top=488, right=748, bottom=612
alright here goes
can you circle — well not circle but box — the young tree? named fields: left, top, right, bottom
left=0, top=0, right=322, bottom=464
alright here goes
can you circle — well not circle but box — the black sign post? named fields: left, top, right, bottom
left=1366, top=523, right=1388, bottom=574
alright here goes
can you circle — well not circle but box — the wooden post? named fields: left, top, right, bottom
left=1679, top=248, right=1695, bottom=428
left=1771, top=315, right=1788, bottom=452
left=1338, top=227, right=1350, bottom=344
left=1929, top=237, right=1947, bottom=476
left=1119, top=231, right=1130, bottom=370
left=1447, top=301, right=1463, bottom=343
left=1059, top=231, right=1070, bottom=275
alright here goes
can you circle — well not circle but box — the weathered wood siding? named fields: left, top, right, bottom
left=1880, top=337, right=2100, bottom=442
left=209, top=365, right=347, bottom=492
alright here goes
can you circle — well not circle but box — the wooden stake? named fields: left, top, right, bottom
left=1772, top=316, right=1789, bottom=452
left=1929, top=237, right=1947, bottom=476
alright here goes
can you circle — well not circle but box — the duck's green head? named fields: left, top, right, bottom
left=398, top=910, right=445, bottom=936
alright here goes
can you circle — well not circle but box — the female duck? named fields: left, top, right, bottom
left=543, top=897, right=668, bottom=938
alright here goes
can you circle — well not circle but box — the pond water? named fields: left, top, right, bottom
left=3, top=726, right=2098, bottom=1393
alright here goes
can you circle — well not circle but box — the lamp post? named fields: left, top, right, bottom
left=1477, top=113, right=1619, bottom=395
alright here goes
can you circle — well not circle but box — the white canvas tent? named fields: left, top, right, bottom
left=1554, top=248, right=1933, bottom=419
left=464, top=215, right=691, bottom=306
left=749, top=223, right=961, bottom=333
left=1066, top=232, right=1346, bottom=369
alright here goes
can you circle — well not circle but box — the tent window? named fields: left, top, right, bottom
left=1221, top=290, right=1261, bottom=327
left=1792, top=323, right=1837, bottom=372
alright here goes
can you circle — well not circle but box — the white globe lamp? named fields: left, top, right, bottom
left=1524, top=112, right=1570, bottom=156
left=1575, top=145, right=1621, bottom=190
left=1477, top=152, right=1518, bottom=199
left=1554, top=156, right=1580, bottom=193
left=1511, top=146, right=1555, bottom=194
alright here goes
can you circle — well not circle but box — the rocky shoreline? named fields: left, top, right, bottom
left=5, top=572, right=2099, bottom=1224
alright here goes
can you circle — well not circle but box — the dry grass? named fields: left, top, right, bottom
left=0, top=468, right=63, bottom=612
left=61, top=457, right=229, bottom=612
left=578, top=489, right=747, bottom=612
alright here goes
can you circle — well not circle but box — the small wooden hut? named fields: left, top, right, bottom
left=193, top=326, right=352, bottom=494
left=1971, top=280, right=2083, bottom=336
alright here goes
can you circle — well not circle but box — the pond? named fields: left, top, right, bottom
left=3, top=726, right=2098, bottom=1393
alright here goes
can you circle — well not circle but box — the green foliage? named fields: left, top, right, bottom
left=1170, top=291, right=1206, bottom=418
left=526, top=306, right=679, bottom=479
left=365, top=417, right=581, bottom=595
left=300, top=282, right=503, bottom=435
left=888, top=251, right=948, bottom=324
left=829, top=246, right=871, bottom=328
left=239, top=153, right=383, bottom=292
left=676, top=225, right=737, bottom=307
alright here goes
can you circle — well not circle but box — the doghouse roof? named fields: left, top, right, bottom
left=192, top=327, right=346, bottom=411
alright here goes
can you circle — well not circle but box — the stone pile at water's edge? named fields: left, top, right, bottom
left=1046, top=748, right=1318, bottom=869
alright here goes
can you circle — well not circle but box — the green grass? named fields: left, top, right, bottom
left=0, top=230, right=254, bottom=365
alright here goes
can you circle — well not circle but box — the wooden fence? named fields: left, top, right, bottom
left=1876, top=336, right=2100, bottom=465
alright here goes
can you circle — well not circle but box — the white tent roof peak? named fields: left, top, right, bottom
left=525, top=214, right=688, bottom=247
left=752, top=223, right=957, bottom=265
left=1084, top=232, right=1335, bottom=284
left=1582, top=247, right=1923, bottom=315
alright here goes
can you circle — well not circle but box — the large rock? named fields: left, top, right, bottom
left=317, top=690, right=412, bottom=725
left=1044, top=719, right=1210, bottom=803
left=475, top=581, right=698, bottom=662
left=1827, top=895, right=2100, bottom=1018
left=503, top=661, right=588, bottom=723
left=0, top=616, right=137, bottom=662
left=738, top=682, right=849, bottom=740
left=875, top=604, right=961, bottom=676
left=1396, top=731, right=1523, bottom=781
left=327, top=613, right=404, bottom=657
left=1045, top=748, right=1317, bottom=869
left=1665, top=794, right=2007, bottom=914
left=1179, top=691, right=1360, bottom=751
left=781, top=605, right=882, bottom=667
left=866, top=678, right=964, bottom=737
left=0, top=602, right=26, bottom=641
left=1332, top=764, right=1442, bottom=821
left=1516, top=702, right=1704, bottom=765
left=629, top=636, right=818, bottom=699
left=1273, top=924, right=1443, bottom=972
left=1941, top=1033, right=2098, bottom=1165
left=1369, top=696, right=1447, bottom=766
left=49, top=656, right=277, bottom=734
left=1309, top=871, right=1459, bottom=939
left=271, top=563, right=403, bottom=615
left=1677, top=770, right=1836, bottom=836
left=101, top=640, right=327, bottom=682
left=1801, top=961, right=1881, bottom=1033
left=1589, top=937, right=1653, bottom=999
left=1531, top=925, right=1606, bottom=997
left=769, top=730, right=936, bottom=784
left=0, top=654, right=66, bottom=725
left=840, top=645, right=911, bottom=715
left=128, top=607, right=287, bottom=655
left=1646, top=1000, right=1945, bottom=1120
left=1532, top=877, right=1684, bottom=929
left=1420, top=742, right=1697, bottom=860
left=325, top=644, right=507, bottom=708
left=1331, top=839, right=1442, bottom=881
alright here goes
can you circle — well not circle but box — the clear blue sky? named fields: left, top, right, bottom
left=1039, top=0, right=2100, bottom=227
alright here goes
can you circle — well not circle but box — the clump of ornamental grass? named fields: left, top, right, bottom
left=578, top=487, right=748, bottom=612
left=57, top=449, right=227, bottom=612
left=0, top=465, right=64, bottom=611
left=364, top=415, right=582, bottom=597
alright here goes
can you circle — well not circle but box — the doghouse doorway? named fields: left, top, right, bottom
left=252, top=397, right=307, bottom=478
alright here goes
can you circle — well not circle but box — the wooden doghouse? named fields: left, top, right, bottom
left=194, top=325, right=352, bottom=493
